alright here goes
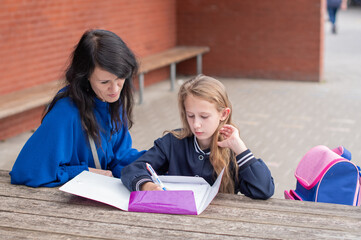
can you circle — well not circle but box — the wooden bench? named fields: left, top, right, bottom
left=0, top=81, right=60, bottom=120
left=0, top=46, right=209, bottom=121
left=137, top=46, right=210, bottom=104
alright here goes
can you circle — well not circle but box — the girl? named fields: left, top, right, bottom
left=121, top=75, right=274, bottom=199
left=10, top=29, right=145, bottom=187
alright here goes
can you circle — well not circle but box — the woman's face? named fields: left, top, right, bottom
left=89, top=66, right=125, bottom=103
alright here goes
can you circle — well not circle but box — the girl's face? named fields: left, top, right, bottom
left=89, top=66, right=125, bottom=103
left=184, top=94, right=229, bottom=149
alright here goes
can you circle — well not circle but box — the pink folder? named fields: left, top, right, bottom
left=128, top=190, right=197, bottom=215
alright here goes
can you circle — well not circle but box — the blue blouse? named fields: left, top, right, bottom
left=10, top=95, right=145, bottom=187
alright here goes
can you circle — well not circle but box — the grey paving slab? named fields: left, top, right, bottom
left=1, top=7, right=360, bottom=199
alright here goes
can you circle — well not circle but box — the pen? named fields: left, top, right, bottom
left=145, top=163, right=167, bottom=191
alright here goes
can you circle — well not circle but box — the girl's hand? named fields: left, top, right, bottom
left=88, top=167, right=113, bottom=177
left=140, top=182, right=163, bottom=191
left=217, top=124, right=247, bottom=155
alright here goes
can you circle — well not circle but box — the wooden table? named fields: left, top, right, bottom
left=1, top=170, right=360, bottom=239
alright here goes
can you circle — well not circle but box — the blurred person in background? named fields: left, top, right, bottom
left=327, top=0, right=348, bottom=34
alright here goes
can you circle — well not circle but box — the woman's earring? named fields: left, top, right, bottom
left=86, top=79, right=90, bottom=92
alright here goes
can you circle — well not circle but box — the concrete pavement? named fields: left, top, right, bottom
left=1, top=7, right=360, bottom=199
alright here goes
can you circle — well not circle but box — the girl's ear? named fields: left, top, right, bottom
left=220, top=108, right=231, bottom=121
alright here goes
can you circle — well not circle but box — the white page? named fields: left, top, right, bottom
left=60, top=171, right=210, bottom=212
left=162, top=182, right=209, bottom=210
left=159, top=175, right=208, bottom=185
left=59, top=171, right=130, bottom=211
left=159, top=175, right=210, bottom=210
left=60, top=169, right=224, bottom=214
left=197, top=168, right=225, bottom=214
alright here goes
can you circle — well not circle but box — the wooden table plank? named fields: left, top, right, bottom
left=212, top=193, right=361, bottom=219
left=2, top=189, right=360, bottom=233
left=2, top=170, right=361, bottom=239
left=0, top=170, right=9, bottom=182
left=2, top=171, right=361, bottom=221
left=3, top=169, right=361, bottom=220
left=0, top=211, right=250, bottom=240
left=1, top=195, right=360, bottom=239
left=201, top=203, right=361, bottom=232
left=0, top=226, right=94, bottom=240
left=1, top=177, right=360, bottom=221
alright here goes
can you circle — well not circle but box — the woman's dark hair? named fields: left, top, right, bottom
left=43, top=29, right=138, bottom=144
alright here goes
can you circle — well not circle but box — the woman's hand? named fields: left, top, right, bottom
left=88, top=168, right=113, bottom=177
left=140, top=182, right=163, bottom=191
left=217, top=124, right=247, bottom=155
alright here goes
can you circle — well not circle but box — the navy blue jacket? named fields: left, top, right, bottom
left=121, top=132, right=274, bottom=199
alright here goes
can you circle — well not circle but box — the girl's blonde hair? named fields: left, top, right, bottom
left=170, top=74, right=238, bottom=193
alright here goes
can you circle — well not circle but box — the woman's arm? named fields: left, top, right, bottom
left=10, top=99, right=89, bottom=187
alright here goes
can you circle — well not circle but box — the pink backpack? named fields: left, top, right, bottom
left=284, top=145, right=361, bottom=206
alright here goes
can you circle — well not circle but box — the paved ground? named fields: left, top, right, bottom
left=1, top=7, right=360, bottom=199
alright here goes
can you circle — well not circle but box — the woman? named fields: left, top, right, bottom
left=10, top=29, right=145, bottom=187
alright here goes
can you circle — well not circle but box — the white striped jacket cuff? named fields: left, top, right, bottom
left=237, top=151, right=255, bottom=168
left=135, top=178, right=152, bottom=191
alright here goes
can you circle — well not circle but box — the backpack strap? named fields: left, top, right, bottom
left=88, top=136, right=101, bottom=169
left=284, top=190, right=303, bottom=201
left=332, top=146, right=351, bottom=160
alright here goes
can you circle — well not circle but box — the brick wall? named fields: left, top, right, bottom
left=177, top=0, right=324, bottom=82
left=0, top=0, right=176, bottom=139
left=0, top=0, right=325, bottom=140
left=0, top=0, right=177, bottom=95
